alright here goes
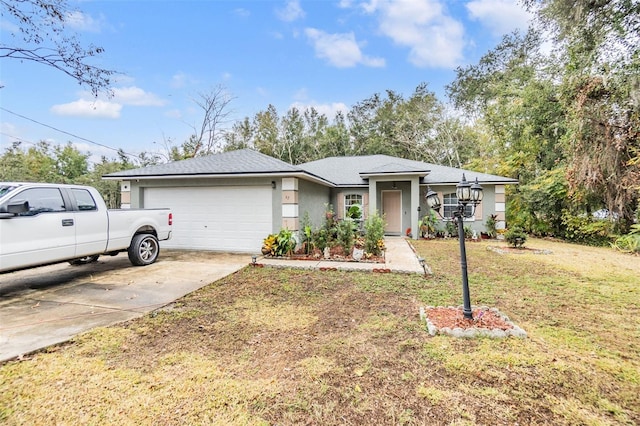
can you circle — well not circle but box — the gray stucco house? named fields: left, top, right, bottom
left=103, top=149, right=518, bottom=253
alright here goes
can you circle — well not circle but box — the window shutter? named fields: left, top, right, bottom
left=362, top=193, right=369, bottom=219
left=474, top=200, right=483, bottom=221
left=336, top=192, right=344, bottom=220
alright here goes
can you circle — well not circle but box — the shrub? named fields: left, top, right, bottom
left=419, top=210, right=440, bottom=238
left=313, top=228, right=329, bottom=252
left=484, top=214, right=498, bottom=238
left=445, top=221, right=457, bottom=237
left=612, top=224, right=640, bottom=253
left=364, top=213, right=385, bottom=255
left=336, top=219, right=356, bottom=254
left=464, top=225, right=473, bottom=239
left=300, top=213, right=314, bottom=255
left=560, top=211, right=614, bottom=246
left=504, top=227, right=528, bottom=248
left=346, top=204, right=362, bottom=220
left=274, top=228, right=296, bottom=256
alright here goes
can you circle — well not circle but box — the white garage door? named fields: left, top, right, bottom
left=144, top=186, right=273, bottom=253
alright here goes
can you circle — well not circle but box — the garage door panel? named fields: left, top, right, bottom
left=144, top=186, right=272, bottom=252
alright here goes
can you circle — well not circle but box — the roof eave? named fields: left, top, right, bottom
left=359, top=171, right=429, bottom=178
left=102, top=171, right=336, bottom=187
left=423, top=180, right=519, bottom=186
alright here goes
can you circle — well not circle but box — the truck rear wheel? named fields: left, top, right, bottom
left=128, top=234, right=159, bottom=266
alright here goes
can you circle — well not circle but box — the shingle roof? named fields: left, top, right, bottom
left=103, top=149, right=517, bottom=186
left=360, top=162, right=430, bottom=175
left=299, top=155, right=518, bottom=186
left=104, top=149, right=302, bottom=178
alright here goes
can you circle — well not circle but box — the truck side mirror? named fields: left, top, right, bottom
left=7, top=201, right=29, bottom=214
left=0, top=201, right=29, bottom=218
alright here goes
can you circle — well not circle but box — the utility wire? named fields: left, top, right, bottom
left=0, top=107, right=139, bottom=159
left=0, top=132, right=37, bottom=146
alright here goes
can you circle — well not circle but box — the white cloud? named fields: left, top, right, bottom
left=305, top=28, right=385, bottom=68
left=112, top=86, right=167, bottom=106
left=338, top=0, right=355, bottom=8
left=233, top=8, right=251, bottom=18
left=65, top=11, right=105, bottom=33
left=50, top=99, right=122, bottom=118
left=276, top=0, right=305, bottom=22
left=466, top=0, right=532, bottom=35
left=51, top=86, right=164, bottom=119
left=363, top=0, right=465, bottom=68
left=289, top=101, right=350, bottom=120
left=70, top=141, right=115, bottom=157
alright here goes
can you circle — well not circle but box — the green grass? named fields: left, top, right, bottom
left=1, top=238, right=638, bottom=425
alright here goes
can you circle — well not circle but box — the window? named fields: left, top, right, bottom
left=9, top=188, right=66, bottom=216
left=344, top=194, right=363, bottom=220
left=0, top=185, right=18, bottom=197
left=442, top=193, right=473, bottom=219
left=72, top=189, right=98, bottom=211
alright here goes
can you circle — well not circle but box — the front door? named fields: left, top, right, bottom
left=382, top=190, right=402, bottom=235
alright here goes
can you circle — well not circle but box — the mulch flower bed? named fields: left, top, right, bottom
left=421, top=306, right=527, bottom=338
left=272, top=246, right=385, bottom=263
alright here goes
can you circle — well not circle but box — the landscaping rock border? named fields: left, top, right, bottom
left=487, top=246, right=553, bottom=255
left=420, top=305, right=528, bottom=339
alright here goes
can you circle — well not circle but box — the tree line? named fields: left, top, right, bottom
left=1, top=0, right=638, bottom=240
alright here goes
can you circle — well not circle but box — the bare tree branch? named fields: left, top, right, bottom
left=1, top=0, right=117, bottom=96
left=188, top=85, right=236, bottom=156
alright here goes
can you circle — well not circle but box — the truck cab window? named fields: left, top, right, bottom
left=72, top=189, right=98, bottom=211
left=10, top=188, right=67, bottom=216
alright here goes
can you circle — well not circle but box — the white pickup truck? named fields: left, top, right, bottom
left=0, top=182, right=173, bottom=273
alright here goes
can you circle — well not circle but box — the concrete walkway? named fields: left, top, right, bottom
left=259, top=236, right=428, bottom=275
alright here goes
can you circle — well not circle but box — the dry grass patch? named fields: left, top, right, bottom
left=1, top=239, right=639, bottom=425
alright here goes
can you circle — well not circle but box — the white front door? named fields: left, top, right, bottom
left=143, top=186, right=272, bottom=252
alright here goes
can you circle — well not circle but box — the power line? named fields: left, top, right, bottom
left=0, top=107, right=139, bottom=159
left=0, top=132, right=37, bottom=147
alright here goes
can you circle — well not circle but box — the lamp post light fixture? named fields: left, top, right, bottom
left=425, top=174, right=483, bottom=320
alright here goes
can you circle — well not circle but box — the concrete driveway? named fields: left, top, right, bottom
left=0, top=250, right=249, bottom=362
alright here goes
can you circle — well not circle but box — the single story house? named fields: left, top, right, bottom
left=103, top=149, right=518, bottom=253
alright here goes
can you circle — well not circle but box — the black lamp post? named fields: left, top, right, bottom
left=425, top=174, right=483, bottom=320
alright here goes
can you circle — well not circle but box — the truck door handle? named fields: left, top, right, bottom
left=62, top=219, right=74, bottom=226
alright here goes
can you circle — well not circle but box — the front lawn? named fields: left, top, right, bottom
left=1, top=238, right=638, bottom=425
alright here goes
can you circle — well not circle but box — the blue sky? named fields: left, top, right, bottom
left=1, top=0, right=533, bottom=164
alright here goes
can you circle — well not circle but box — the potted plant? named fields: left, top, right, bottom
left=262, top=234, right=277, bottom=255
